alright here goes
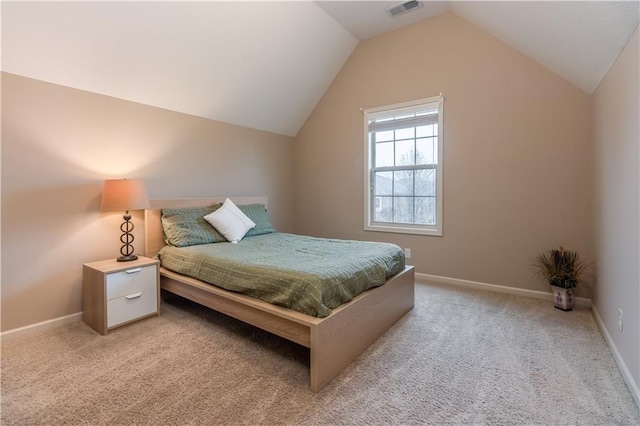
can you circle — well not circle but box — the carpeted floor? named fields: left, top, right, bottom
left=2, top=281, right=638, bottom=425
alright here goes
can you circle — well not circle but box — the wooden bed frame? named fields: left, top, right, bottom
left=144, top=197, right=415, bottom=392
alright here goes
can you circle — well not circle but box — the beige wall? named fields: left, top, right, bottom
left=1, top=72, right=294, bottom=332
left=293, top=13, right=593, bottom=296
left=593, top=27, right=639, bottom=393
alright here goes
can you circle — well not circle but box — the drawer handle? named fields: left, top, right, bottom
left=125, top=292, right=143, bottom=300
left=125, top=268, right=142, bottom=274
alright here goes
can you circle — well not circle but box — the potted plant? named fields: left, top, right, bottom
left=534, top=246, right=589, bottom=311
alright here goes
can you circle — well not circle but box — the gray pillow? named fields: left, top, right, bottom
left=239, top=204, right=277, bottom=237
left=161, top=204, right=226, bottom=247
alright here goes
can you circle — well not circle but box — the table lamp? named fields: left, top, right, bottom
left=100, top=179, right=150, bottom=262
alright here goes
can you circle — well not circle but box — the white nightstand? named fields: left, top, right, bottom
left=83, top=256, right=160, bottom=335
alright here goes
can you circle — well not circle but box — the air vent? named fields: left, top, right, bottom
left=386, top=0, right=424, bottom=18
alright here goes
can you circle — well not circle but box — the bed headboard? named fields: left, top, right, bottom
left=143, top=197, right=268, bottom=258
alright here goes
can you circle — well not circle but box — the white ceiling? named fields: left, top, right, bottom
left=319, top=1, right=639, bottom=93
left=2, top=1, right=639, bottom=137
left=450, top=1, right=639, bottom=94
left=316, top=1, right=453, bottom=40
left=1, top=2, right=358, bottom=137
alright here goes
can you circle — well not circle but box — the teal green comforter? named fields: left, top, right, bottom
left=157, top=233, right=405, bottom=317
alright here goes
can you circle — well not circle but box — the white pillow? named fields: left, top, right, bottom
left=203, top=198, right=256, bottom=243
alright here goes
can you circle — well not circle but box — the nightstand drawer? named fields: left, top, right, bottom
left=107, top=288, right=157, bottom=328
left=84, top=256, right=159, bottom=335
left=106, top=264, right=157, bottom=300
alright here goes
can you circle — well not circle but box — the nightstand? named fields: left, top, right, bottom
left=83, top=256, right=160, bottom=335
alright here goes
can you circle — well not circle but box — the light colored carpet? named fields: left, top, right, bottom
left=2, top=281, right=638, bottom=425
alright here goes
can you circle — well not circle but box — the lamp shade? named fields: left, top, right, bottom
left=100, top=179, right=150, bottom=212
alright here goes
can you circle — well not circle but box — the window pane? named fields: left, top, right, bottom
left=416, top=137, right=437, bottom=165
left=374, top=196, right=392, bottom=222
left=375, top=141, right=394, bottom=167
left=395, top=127, right=414, bottom=140
left=416, top=124, right=435, bottom=138
left=415, top=197, right=436, bottom=225
left=415, top=169, right=436, bottom=196
left=393, top=197, right=414, bottom=223
left=374, top=172, right=393, bottom=195
left=394, top=171, right=414, bottom=196
left=395, top=139, right=415, bottom=166
left=376, top=130, right=394, bottom=142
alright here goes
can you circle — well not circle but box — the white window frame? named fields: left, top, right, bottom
left=364, top=95, right=444, bottom=236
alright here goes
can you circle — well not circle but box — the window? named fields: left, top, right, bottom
left=364, top=95, right=443, bottom=236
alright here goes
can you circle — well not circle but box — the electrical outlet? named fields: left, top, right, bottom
left=404, top=248, right=411, bottom=259
left=618, top=309, right=623, bottom=332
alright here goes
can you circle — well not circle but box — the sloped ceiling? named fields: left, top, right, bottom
left=2, top=1, right=639, bottom=137
left=449, top=1, right=639, bottom=94
left=319, top=1, right=639, bottom=93
left=1, top=1, right=358, bottom=137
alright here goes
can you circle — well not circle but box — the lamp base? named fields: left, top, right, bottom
left=117, top=254, right=139, bottom=262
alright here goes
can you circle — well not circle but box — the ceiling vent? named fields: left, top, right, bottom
left=386, top=0, right=424, bottom=18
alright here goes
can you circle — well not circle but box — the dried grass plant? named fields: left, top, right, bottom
left=534, top=246, right=589, bottom=289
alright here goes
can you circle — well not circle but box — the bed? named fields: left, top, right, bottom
left=144, top=197, right=415, bottom=392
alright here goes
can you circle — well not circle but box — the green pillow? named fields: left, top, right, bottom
left=239, top=204, right=277, bottom=237
left=161, top=204, right=226, bottom=247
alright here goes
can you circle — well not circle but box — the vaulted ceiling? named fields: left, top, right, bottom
left=2, top=1, right=638, bottom=137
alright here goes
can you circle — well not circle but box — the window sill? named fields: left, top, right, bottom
left=365, top=223, right=442, bottom=237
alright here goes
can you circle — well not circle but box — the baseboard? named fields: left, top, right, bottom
left=0, top=276, right=592, bottom=340
left=1, top=312, right=83, bottom=342
left=592, top=307, right=640, bottom=409
left=415, top=273, right=591, bottom=308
